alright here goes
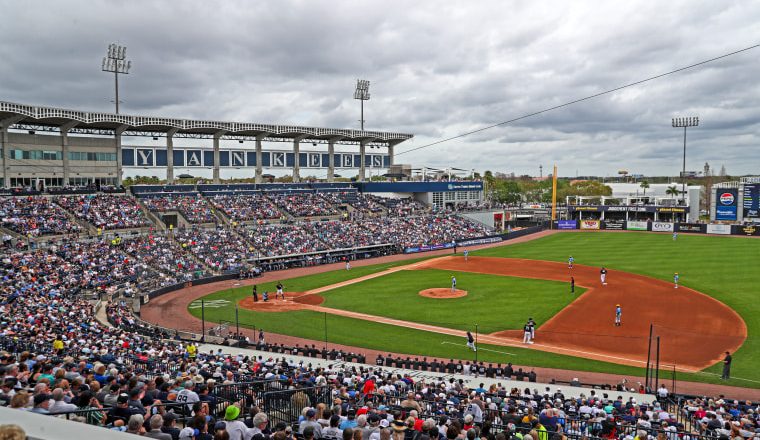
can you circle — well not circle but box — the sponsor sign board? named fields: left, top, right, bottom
left=404, top=242, right=456, bottom=254
left=361, top=181, right=483, bottom=193
left=627, top=221, right=649, bottom=231
left=456, top=236, right=503, bottom=247
left=716, top=206, right=737, bottom=221
left=706, top=224, right=731, bottom=235
left=651, top=222, right=674, bottom=232
left=580, top=220, right=601, bottom=230
left=557, top=220, right=577, bottom=230
left=677, top=223, right=705, bottom=233
left=716, top=189, right=738, bottom=221
left=732, top=224, right=760, bottom=236
left=743, top=184, right=760, bottom=218
left=570, top=205, right=656, bottom=213
left=603, top=221, right=625, bottom=230
left=656, top=207, right=686, bottom=213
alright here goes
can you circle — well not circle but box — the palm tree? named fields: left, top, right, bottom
left=666, top=185, right=680, bottom=198
left=639, top=180, right=650, bottom=196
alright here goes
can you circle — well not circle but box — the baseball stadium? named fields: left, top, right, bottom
left=3, top=4, right=760, bottom=440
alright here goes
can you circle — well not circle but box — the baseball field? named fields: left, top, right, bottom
left=181, top=231, right=759, bottom=388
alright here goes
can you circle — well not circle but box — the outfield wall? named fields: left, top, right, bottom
left=554, top=220, right=760, bottom=236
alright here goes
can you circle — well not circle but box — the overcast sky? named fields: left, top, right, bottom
left=1, top=1, right=759, bottom=177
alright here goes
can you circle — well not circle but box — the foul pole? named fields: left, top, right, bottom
left=551, top=164, right=558, bottom=225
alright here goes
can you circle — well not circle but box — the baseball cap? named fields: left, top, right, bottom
left=117, top=393, right=129, bottom=404
left=306, top=408, right=316, bottom=418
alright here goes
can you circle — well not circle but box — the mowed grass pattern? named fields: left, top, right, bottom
left=320, top=269, right=584, bottom=333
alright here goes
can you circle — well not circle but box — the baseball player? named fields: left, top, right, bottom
left=345, top=259, right=351, bottom=271
left=463, top=249, right=469, bottom=261
left=522, top=321, right=533, bottom=344
left=614, top=304, right=622, bottom=326
left=673, top=231, right=678, bottom=241
left=451, top=275, right=457, bottom=292
left=262, top=291, right=269, bottom=302
left=568, top=256, right=574, bottom=269
left=276, top=282, right=285, bottom=300
left=252, top=284, right=258, bottom=302
left=528, top=317, right=536, bottom=341
left=570, top=276, right=575, bottom=294
left=466, top=331, right=477, bottom=351
left=600, top=267, right=608, bottom=286
left=673, top=272, right=679, bottom=289
left=523, top=321, right=533, bottom=344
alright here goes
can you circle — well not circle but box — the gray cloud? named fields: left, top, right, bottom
left=0, top=0, right=759, bottom=177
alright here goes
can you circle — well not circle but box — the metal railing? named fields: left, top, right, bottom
left=263, top=386, right=332, bottom=426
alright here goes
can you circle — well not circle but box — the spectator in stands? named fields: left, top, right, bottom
left=146, top=414, right=173, bottom=440
left=300, top=408, right=324, bottom=438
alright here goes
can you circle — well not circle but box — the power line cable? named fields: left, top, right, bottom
left=396, top=43, right=760, bottom=157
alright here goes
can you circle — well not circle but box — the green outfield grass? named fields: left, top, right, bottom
left=190, top=232, right=760, bottom=388
left=319, top=269, right=584, bottom=333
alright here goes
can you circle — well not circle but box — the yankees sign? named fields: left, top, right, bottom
left=123, top=148, right=389, bottom=169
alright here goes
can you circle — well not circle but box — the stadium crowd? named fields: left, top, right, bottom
left=142, top=195, right=218, bottom=224
left=207, top=194, right=283, bottom=222
left=267, top=193, right=340, bottom=218
left=245, top=224, right=329, bottom=257
left=56, top=194, right=151, bottom=230
left=175, top=227, right=259, bottom=272
left=0, top=196, right=82, bottom=237
left=368, top=196, right=428, bottom=217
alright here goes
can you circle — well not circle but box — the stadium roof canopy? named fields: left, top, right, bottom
left=0, top=100, right=413, bottom=146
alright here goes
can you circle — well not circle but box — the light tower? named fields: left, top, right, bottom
left=354, top=79, right=370, bottom=131
left=671, top=116, right=699, bottom=204
left=102, top=43, right=131, bottom=114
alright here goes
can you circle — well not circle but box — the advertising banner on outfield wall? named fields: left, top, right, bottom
left=456, top=235, right=503, bottom=247
left=557, top=220, right=577, bottom=229
left=580, top=220, right=601, bottom=230
left=732, top=224, right=760, bottom=236
left=627, top=221, right=649, bottom=231
left=603, top=221, right=625, bottom=230
left=652, top=222, right=674, bottom=232
left=677, top=223, right=706, bottom=233
left=707, top=224, right=732, bottom=235
left=404, top=242, right=456, bottom=254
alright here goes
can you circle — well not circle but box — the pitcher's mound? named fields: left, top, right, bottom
left=239, top=293, right=312, bottom=312
left=419, top=288, right=468, bottom=299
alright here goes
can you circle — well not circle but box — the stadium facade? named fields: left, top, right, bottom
left=0, top=100, right=412, bottom=188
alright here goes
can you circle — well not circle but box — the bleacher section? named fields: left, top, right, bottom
left=141, top=193, right=217, bottom=224
left=0, top=196, right=82, bottom=237
left=206, top=193, right=283, bottom=222
left=267, top=192, right=340, bottom=218
left=56, top=194, right=151, bottom=230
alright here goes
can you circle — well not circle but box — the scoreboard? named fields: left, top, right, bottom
left=744, top=184, right=760, bottom=218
